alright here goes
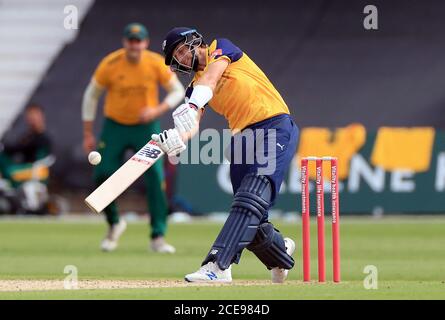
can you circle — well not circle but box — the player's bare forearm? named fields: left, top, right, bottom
left=140, top=102, right=171, bottom=123
left=172, top=61, right=224, bottom=135
left=195, top=59, right=229, bottom=91
left=83, top=120, right=96, bottom=154
left=83, top=121, right=94, bottom=136
left=179, top=60, right=228, bottom=130
left=157, top=101, right=170, bottom=116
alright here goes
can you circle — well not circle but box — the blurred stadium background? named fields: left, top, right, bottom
left=1, top=0, right=445, bottom=217
left=1, top=0, right=445, bottom=300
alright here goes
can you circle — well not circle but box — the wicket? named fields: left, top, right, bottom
left=301, top=156, right=340, bottom=283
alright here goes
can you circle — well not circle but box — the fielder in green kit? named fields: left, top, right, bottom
left=81, top=23, right=185, bottom=253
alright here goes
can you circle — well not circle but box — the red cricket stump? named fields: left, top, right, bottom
left=300, top=156, right=341, bottom=283
left=301, top=158, right=311, bottom=282
left=330, top=158, right=341, bottom=282
left=316, top=159, right=326, bottom=282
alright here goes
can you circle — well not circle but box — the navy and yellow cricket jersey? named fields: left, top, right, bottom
left=188, top=39, right=290, bottom=132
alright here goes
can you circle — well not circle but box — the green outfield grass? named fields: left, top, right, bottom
left=0, top=216, right=444, bottom=299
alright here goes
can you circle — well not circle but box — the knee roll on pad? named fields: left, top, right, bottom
left=232, top=175, right=272, bottom=219
left=202, top=174, right=272, bottom=270
left=247, top=222, right=295, bottom=270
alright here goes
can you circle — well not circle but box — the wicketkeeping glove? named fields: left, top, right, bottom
left=151, top=128, right=186, bottom=157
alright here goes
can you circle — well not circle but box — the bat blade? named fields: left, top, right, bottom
left=85, top=140, right=164, bottom=213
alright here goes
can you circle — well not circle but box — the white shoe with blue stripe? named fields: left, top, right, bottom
left=185, top=262, right=232, bottom=283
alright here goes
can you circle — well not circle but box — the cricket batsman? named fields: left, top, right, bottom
left=152, top=27, right=299, bottom=282
left=81, top=23, right=185, bottom=253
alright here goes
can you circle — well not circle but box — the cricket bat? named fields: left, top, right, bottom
left=85, top=140, right=165, bottom=213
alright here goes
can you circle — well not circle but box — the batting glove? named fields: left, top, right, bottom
left=151, top=128, right=186, bottom=157
left=172, top=103, right=199, bottom=135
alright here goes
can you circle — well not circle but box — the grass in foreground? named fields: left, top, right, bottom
left=0, top=281, right=444, bottom=300
left=0, top=216, right=444, bottom=299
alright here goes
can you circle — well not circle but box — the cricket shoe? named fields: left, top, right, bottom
left=185, top=262, right=232, bottom=283
left=271, top=237, right=296, bottom=283
left=150, top=237, right=176, bottom=254
left=100, top=219, right=127, bottom=252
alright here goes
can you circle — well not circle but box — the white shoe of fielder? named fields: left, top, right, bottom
left=185, top=262, right=232, bottom=283
left=150, top=237, right=176, bottom=254
left=271, top=237, right=296, bottom=283
left=100, top=219, right=127, bottom=252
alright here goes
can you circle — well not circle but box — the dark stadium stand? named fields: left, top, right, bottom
left=24, top=0, right=445, bottom=190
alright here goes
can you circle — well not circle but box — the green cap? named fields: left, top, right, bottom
left=123, top=23, right=149, bottom=40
